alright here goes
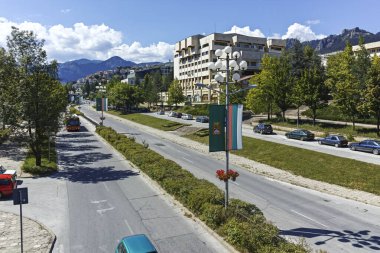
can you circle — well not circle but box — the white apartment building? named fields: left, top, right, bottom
left=352, top=41, right=380, bottom=57
left=173, top=33, right=285, bottom=103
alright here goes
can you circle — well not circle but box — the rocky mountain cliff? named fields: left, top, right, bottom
left=286, top=27, right=380, bottom=54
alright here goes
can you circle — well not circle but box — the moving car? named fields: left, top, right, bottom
left=168, top=111, right=177, bottom=117
left=253, top=123, right=273, bottom=134
left=115, top=234, right=158, bottom=253
left=156, top=110, right=165, bottom=115
left=195, top=116, right=209, bottom=123
left=285, top=129, right=315, bottom=141
left=181, top=114, right=193, bottom=120
left=349, top=139, right=380, bottom=155
left=318, top=135, right=348, bottom=147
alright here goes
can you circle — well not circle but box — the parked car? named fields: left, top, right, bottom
left=175, top=112, right=183, bottom=118
left=156, top=110, right=165, bottom=115
left=253, top=123, right=273, bottom=134
left=285, top=129, right=315, bottom=141
left=181, top=114, right=193, bottom=120
left=195, top=116, right=209, bottom=123
left=115, top=234, right=158, bottom=253
left=0, top=169, right=17, bottom=198
left=318, top=135, right=348, bottom=147
left=168, top=111, right=177, bottom=117
left=349, top=139, right=380, bottom=155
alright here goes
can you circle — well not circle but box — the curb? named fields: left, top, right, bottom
left=81, top=116, right=239, bottom=253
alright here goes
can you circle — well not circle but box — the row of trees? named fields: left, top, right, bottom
left=246, top=38, right=380, bottom=135
left=0, top=27, right=67, bottom=166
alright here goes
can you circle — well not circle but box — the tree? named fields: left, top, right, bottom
left=0, top=47, right=19, bottom=130
left=7, top=27, right=67, bottom=166
left=297, top=46, right=328, bottom=125
left=326, top=42, right=362, bottom=130
left=360, top=55, right=380, bottom=136
left=108, top=82, right=144, bottom=112
left=167, top=79, right=185, bottom=107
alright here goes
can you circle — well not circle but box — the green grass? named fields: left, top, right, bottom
left=264, top=118, right=380, bottom=139
left=22, top=139, right=58, bottom=175
left=186, top=130, right=380, bottom=195
left=107, top=110, right=190, bottom=131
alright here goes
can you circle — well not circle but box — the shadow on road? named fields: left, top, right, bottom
left=50, top=165, right=139, bottom=183
left=280, top=228, right=380, bottom=251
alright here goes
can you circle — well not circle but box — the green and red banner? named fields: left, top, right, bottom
left=96, top=98, right=108, bottom=111
left=209, top=104, right=243, bottom=152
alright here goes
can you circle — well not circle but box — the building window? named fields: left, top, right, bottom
left=214, top=41, right=228, bottom=46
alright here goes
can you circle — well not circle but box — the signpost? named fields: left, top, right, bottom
left=13, top=188, right=28, bottom=253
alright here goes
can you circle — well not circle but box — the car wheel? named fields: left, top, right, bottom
left=318, top=140, right=322, bottom=145
left=335, top=143, right=339, bottom=148
left=373, top=149, right=379, bottom=155
left=351, top=146, right=356, bottom=151
left=260, top=130, right=263, bottom=134
left=0, top=192, right=2, bottom=199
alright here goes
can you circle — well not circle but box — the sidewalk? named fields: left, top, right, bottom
left=0, top=140, right=55, bottom=253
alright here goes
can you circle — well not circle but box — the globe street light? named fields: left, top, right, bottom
left=96, top=83, right=106, bottom=126
left=197, top=46, right=256, bottom=208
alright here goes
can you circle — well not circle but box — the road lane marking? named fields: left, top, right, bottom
left=96, top=207, right=115, bottom=215
left=231, top=181, right=240, bottom=186
left=182, top=157, right=194, bottom=164
left=91, top=200, right=107, bottom=204
left=291, top=209, right=328, bottom=228
left=124, top=219, right=134, bottom=234
left=103, top=182, right=110, bottom=192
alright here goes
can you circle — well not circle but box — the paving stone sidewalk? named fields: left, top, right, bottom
left=0, top=140, right=55, bottom=253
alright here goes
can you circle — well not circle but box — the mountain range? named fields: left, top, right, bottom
left=287, top=27, right=380, bottom=54
left=58, top=56, right=160, bottom=83
left=58, top=27, right=380, bottom=83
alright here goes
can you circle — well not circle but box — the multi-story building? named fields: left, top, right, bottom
left=173, top=33, right=285, bottom=103
left=352, top=41, right=380, bottom=57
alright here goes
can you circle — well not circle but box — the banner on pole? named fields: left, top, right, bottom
left=96, top=98, right=108, bottom=111
left=227, top=104, right=243, bottom=150
left=209, top=104, right=226, bottom=152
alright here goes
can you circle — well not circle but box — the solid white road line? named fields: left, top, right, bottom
left=291, top=209, right=328, bottom=228
left=182, top=157, right=194, bottom=164
left=124, top=219, right=134, bottom=234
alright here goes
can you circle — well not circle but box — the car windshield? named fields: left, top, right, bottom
left=373, top=141, right=380, bottom=146
left=0, top=179, right=10, bottom=185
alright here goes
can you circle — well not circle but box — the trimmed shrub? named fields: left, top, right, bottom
left=0, top=128, right=11, bottom=144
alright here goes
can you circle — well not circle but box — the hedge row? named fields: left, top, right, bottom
left=96, top=126, right=308, bottom=253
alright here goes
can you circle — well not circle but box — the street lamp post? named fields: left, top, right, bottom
left=196, top=46, right=256, bottom=208
left=96, top=84, right=106, bottom=126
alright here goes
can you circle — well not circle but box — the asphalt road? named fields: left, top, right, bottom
left=81, top=105, right=380, bottom=253
left=146, top=112, right=380, bottom=166
left=54, top=118, right=228, bottom=253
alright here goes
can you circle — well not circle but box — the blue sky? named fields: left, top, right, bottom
left=1, top=0, right=379, bottom=62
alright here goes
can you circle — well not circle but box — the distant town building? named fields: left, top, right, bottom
left=352, top=41, right=380, bottom=57
left=173, top=33, right=285, bottom=103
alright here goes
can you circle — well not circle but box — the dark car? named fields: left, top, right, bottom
left=253, top=123, right=273, bottom=134
left=175, top=112, right=183, bottom=118
left=285, top=129, right=315, bottom=141
left=115, top=234, right=158, bottom=253
left=196, top=116, right=209, bottom=123
left=349, top=139, right=380, bottom=155
left=318, top=135, right=348, bottom=147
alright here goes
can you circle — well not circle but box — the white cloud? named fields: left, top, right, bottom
left=60, top=9, right=71, bottom=14
left=269, top=33, right=281, bottom=39
left=306, top=19, right=320, bottom=25
left=224, top=25, right=265, bottom=38
left=282, top=23, right=326, bottom=42
left=0, top=17, right=174, bottom=63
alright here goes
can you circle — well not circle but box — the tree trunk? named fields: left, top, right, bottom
left=377, top=111, right=380, bottom=137
left=352, top=116, right=356, bottom=131
left=267, top=103, right=270, bottom=120
left=297, top=107, right=300, bottom=128
left=282, top=110, right=286, bottom=122
left=312, top=107, right=317, bottom=126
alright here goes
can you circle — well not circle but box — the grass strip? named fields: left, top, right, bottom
left=186, top=131, right=380, bottom=195
left=22, top=138, right=58, bottom=175
left=107, top=110, right=189, bottom=131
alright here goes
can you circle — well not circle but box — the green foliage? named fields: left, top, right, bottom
left=107, top=82, right=144, bottom=111
left=177, top=104, right=209, bottom=116
left=95, top=125, right=307, bottom=252
left=0, top=128, right=11, bottom=144
left=168, top=79, right=185, bottom=106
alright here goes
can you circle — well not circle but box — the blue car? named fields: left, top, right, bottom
left=318, top=135, right=348, bottom=147
left=115, top=234, right=158, bottom=253
left=349, top=139, right=380, bottom=155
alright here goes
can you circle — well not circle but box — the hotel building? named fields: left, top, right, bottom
left=173, top=33, right=285, bottom=103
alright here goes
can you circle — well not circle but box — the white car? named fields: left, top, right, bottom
left=181, top=114, right=193, bottom=120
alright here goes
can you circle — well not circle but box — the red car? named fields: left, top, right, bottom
left=0, top=170, right=17, bottom=198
